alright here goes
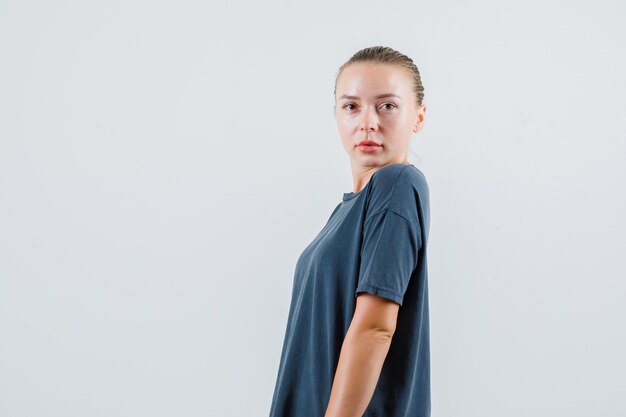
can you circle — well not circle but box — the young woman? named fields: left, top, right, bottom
left=269, top=46, right=431, bottom=417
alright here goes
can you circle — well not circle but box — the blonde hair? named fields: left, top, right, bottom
left=334, top=46, right=425, bottom=107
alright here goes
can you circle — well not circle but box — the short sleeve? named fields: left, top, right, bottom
left=355, top=208, right=421, bottom=306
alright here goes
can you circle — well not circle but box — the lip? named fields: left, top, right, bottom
left=356, top=140, right=382, bottom=153
left=357, top=140, right=381, bottom=147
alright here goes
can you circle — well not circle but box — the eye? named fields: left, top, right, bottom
left=343, top=103, right=357, bottom=111
left=381, top=103, right=397, bottom=110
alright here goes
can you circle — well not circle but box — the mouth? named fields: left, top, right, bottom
left=357, top=140, right=381, bottom=147
left=356, top=140, right=382, bottom=153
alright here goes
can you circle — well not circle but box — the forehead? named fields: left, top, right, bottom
left=336, top=62, right=412, bottom=98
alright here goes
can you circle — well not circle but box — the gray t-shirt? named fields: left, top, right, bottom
left=269, top=162, right=431, bottom=417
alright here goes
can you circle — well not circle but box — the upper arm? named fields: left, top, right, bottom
left=355, top=209, right=420, bottom=307
left=350, top=165, right=422, bottom=335
left=352, top=292, right=400, bottom=336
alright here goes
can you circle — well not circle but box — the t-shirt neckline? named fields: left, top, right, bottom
left=342, top=162, right=414, bottom=202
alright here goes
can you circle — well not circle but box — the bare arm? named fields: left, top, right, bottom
left=323, top=292, right=400, bottom=417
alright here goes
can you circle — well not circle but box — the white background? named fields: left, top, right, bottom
left=1, top=1, right=625, bottom=416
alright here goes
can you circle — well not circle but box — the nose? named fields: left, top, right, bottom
left=359, top=105, right=378, bottom=135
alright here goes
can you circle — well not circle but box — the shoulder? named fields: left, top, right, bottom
left=365, top=163, right=429, bottom=226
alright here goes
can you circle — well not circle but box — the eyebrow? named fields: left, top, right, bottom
left=338, top=93, right=402, bottom=100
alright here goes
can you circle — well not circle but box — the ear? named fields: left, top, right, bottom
left=413, top=104, right=426, bottom=133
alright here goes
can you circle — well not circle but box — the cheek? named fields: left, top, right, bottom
left=337, top=116, right=354, bottom=135
left=389, top=113, right=412, bottom=131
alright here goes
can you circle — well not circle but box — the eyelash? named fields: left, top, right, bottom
left=344, top=103, right=397, bottom=111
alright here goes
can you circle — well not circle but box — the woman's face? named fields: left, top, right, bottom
left=334, top=62, right=425, bottom=167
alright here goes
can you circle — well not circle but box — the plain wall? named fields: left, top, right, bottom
left=1, top=0, right=625, bottom=416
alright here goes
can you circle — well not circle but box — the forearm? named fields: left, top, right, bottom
left=323, top=326, right=393, bottom=417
